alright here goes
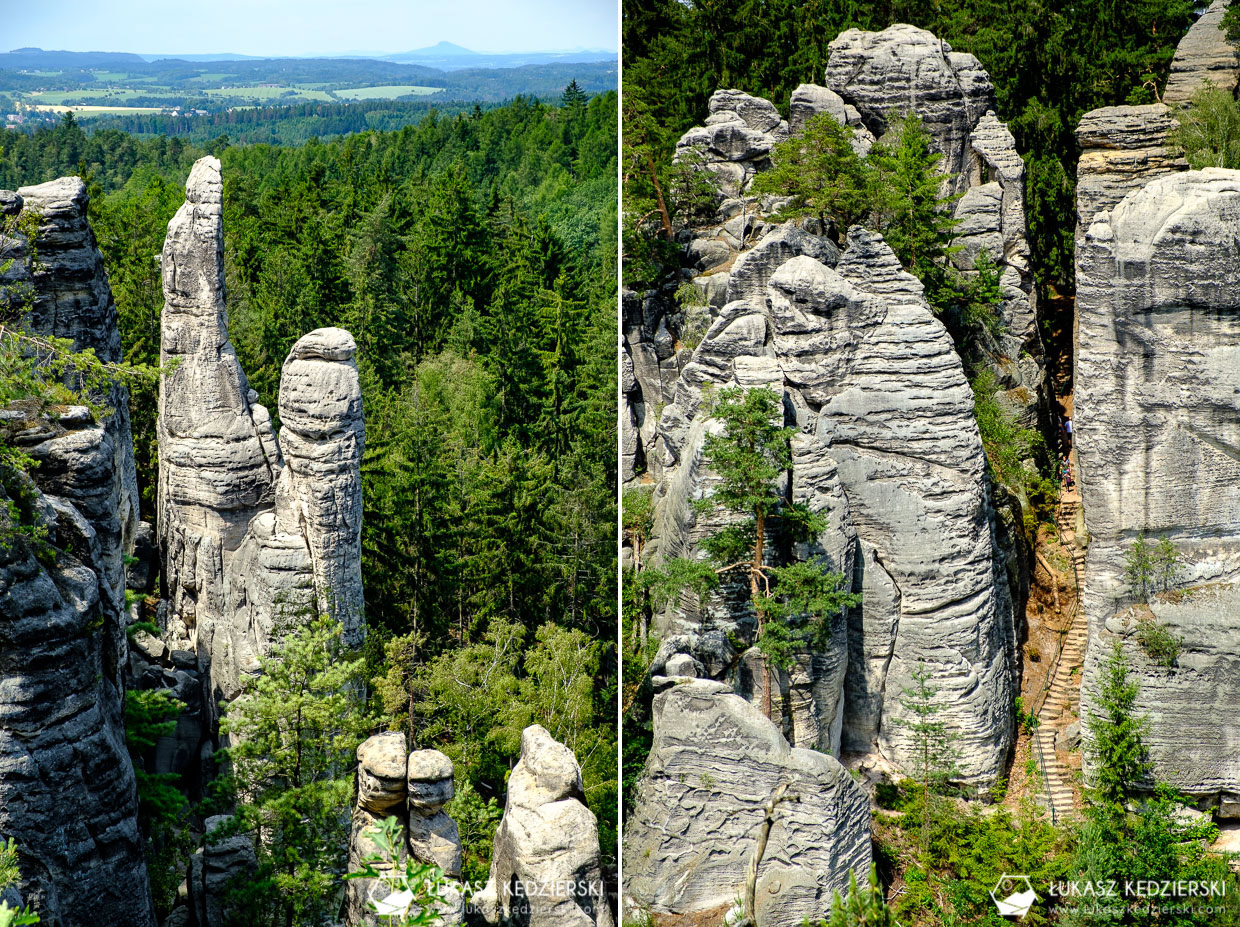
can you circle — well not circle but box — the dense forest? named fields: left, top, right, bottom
left=0, top=85, right=618, bottom=889
left=622, top=0, right=1196, bottom=295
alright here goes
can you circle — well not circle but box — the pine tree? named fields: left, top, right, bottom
left=220, top=614, right=372, bottom=927
left=751, top=113, right=869, bottom=236
left=647, top=386, right=859, bottom=718
left=865, top=113, right=960, bottom=309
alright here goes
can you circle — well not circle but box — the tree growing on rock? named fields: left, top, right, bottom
left=752, top=113, right=869, bottom=236
left=865, top=113, right=960, bottom=304
left=646, top=386, right=859, bottom=718
left=219, top=613, right=372, bottom=927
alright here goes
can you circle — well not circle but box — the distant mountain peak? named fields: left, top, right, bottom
left=407, top=41, right=477, bottom=56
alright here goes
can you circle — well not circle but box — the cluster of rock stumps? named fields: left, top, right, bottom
left=347, top=732, right=466, bottom=927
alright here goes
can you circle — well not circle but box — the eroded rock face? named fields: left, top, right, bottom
left=158, top=157, right=365, bottom=714
left=625, top=27, right=1046, bottom=489
left=478, top=726, right=613, bottom=927
left=623, top=681, right=870, bottom=927
left=1075, top=169, right=1240, bottom=804
left=1164, top=0, right=1239, bottom=105
left=825, top=23, right=996, bottom=195
left=645, top=235, right=1016, bottom=783
left=158, top=155, right=280, bottom=693
left=1074, top=105, right=1186, bottom=237
left=277, top=327, right=365, bottom=644
left=0, top=182, right=155, bottom=927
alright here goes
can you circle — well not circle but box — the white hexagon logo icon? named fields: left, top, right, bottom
left=991, top=874, right=1037, bottom=919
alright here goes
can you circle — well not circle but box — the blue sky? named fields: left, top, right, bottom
left=1, top=0, right=617, bottom=57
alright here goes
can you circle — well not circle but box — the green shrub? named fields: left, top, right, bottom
left=1170, top=85, right=1240, bottom=169
left=1136, top=620, right=1182, bottom=668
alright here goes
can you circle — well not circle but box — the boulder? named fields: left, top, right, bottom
left=623, top=681, right=870, bottom=927
left=358, top=731, right=408, bottom=813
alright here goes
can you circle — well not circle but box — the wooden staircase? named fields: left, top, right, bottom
left=1032, top=491, right=1088, bottom=822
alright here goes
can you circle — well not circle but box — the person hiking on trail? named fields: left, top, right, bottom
left=1063, top=416, right=1072, bottom=448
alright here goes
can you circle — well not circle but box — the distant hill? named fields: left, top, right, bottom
left=382, top=43, right=615, bottom=70
left=1, top=47, right=147, bottom=68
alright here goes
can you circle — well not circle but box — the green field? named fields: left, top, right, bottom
left=25, top=88, right=155, bottom=104
left=90, top=71, right=131, bottom=82
left=28, top=105, right=167, bottom=117
left=334, top=85, right=441, bottom=99
left=205, top=86, right=334, bottom=102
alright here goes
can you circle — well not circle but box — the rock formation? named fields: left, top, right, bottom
left=1074, top=105, right=1186, bottom=237
left=347, top=733, right=465, bottom=927
left=1163, top=0, right=1239, bottom=105
left=1075, top=168, right=1240, bottom=807
left=0, top=181, right=156, bottom=926
left=646, top=236, right=1016, bottom=781
left=185, top=816, right=258, bottom=927
left=824, top=23, right=996, bottom=195
left=157, top=156, right=365, bottom=718
left=625, top=24, right=1046, bottom=484
left=624, top=680, right=870, bottom=927
left=476, top=726, right=613, bottom=927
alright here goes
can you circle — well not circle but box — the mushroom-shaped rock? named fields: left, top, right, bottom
left=358, top=732, right=409, bottom=812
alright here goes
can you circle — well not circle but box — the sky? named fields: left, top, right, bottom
left=0, top=0, right=617, bottom=57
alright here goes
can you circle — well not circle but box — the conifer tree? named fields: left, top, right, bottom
left=220, top=614, right=372, bottom=927
left=1087, top=639, right=1151, bottom=814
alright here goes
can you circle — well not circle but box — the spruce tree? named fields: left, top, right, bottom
left=1087, top=639, right=1150, bottom=814
left=751, top=113, right=869, bottom=236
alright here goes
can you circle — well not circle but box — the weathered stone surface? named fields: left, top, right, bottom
left=187, top=816, right=257, bottom=927
left=480, top=726, right=612, bottom=927
left=14, top=176, right=142, bottom=694
left=645, top=233, right=1016, bottom=783
left=675, top=89, right=789, bottom=197
left=407, top=811, right=463, bottom=879
left=623, top=681, right=870, bottom=927
left=1075, top=105, right=1185, bottom=236
left=0, top=508, right=157, bottom=927
left=158, top=155, right=279, bottom=702
left=1075, top=169, right=1240, bottom=802
left=825, top=23, right=996, bottom=194
left=159, top=157, right=366, bottom=722
left=358, top=731, right=408, bottom=813
left=407, top=748, right=455, bottom=811
left=278, top=327, right=365, bottom=644
left=0, top=180, right=155, bottom=927
left=348, top=738, right=466, bottom=926
left=1164, top=0, right=1240, bottom=105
